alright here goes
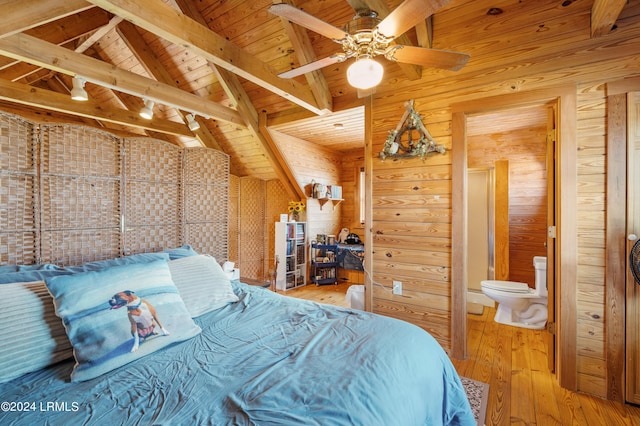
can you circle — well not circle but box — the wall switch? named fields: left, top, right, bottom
left=392, top=280, right=402, bottom=295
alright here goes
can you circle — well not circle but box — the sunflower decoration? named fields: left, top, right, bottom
left=288, top=201, right=305, bottom=221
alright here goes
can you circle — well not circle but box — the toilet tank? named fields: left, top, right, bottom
left=533, top=256, right=547, bottom=297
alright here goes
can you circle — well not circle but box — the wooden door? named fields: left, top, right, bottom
left=626, top=92, right=640, bottom=404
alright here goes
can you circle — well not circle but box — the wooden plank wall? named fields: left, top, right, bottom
left=575, top=82, right=607, bottom=397
left=371, top=101, right=454, bottom=349
left=468, top=125, right=548, bottom=286
left=368, top=80, right=611, bottom=395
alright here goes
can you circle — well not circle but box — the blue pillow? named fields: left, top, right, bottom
left=45, top=259, right=201, bottom=382
left=163, top=244, right=199, bottom=260
left=0, top=268, right=71, bottom=284
left=0, top=264, right=61, bottom=273
left=62, top=252, right=170, bottom=274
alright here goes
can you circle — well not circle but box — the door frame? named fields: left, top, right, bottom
left=450, top=85, right=578, bottom=391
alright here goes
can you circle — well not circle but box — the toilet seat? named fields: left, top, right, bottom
left=481, top=280, right=532, bottom=294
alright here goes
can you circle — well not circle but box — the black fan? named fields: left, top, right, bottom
left=632, top=239, right=640, bottom=284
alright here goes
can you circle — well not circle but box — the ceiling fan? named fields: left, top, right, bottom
left=269, top=0, right=470, bottom=90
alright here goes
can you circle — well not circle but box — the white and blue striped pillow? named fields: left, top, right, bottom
left=0, top=280, right=73, bottom=383
left=168, top=255, right=239, bottom=318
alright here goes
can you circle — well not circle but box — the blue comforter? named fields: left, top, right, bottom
left=0, top=282, right=474, bottom=425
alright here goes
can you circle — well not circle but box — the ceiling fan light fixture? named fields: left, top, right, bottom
left=70, top=77, right=88, bottom=101
left=347, top=57, right=384, bottom=90
left=140, top=99, right=155, bottom=120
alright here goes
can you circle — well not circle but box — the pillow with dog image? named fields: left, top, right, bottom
left=45, top=259, right=201, bottom=382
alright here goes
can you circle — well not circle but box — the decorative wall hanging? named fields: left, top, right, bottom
left=379, top=99, right=446, bottom=160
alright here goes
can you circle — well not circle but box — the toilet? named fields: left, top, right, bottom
left=481, top=256, right=547, bottom=330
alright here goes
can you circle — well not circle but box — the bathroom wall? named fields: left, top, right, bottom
left=467, top=121, right=548, bottom=286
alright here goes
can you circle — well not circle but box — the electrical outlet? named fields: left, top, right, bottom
left=392, top=280, right=402, bottom=295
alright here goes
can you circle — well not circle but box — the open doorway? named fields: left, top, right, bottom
left=450, top=93, right=567, bottom=372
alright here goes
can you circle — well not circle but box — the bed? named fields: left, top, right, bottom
left=0, top=251, right=474, bottom=425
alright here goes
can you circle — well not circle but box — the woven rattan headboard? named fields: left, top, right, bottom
left=0, top=111, right=229, bottom=266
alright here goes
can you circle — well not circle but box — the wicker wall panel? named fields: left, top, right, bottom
left=1, top=113, right=230, bottom=267
left=41, top=126, right=121, bottom=178
left=0, top=112, right=36, bottom=173
left=41, top=229, right=121, bottom=266
left=183, top=148, right=229, bottom=185
left=1, top=175, right=37, bottom=231
left=124, top=138, right=182, bottom=182
left=39, top=125, right=122, bottom=265
left=40, top=177, right=120, bottom=230
left=125, top=182, right=181, bottom=226
left=184, top=222, right=227, bottom=260
left=184, top=147, right=229, bottom=262
left=123, top=139, right=183, bottom=255
left=184, top=184, right=226, bottom=223
left=0, top=232, right=37, bottom=265
left=239, top=178, right=265, bottom=280
left=228, top=175, right=240, bottom=263
left=0, top=112, right=38, bottom=265
left=123, top=225, right=182, bottom=256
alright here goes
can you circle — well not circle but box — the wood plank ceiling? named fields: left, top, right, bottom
left=0, top=0, right=631, bottom=193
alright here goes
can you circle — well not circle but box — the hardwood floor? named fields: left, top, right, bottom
left=278, top=283, right=640, bottom=425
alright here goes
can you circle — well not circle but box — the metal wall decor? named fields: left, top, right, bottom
left=379, top=99, right=446, bottom=160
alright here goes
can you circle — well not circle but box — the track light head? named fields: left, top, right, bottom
left=70, top=77, right=88, bottom=101
left=139, top=99, right=155, bottom=120
left=186, top=113, right=200, bottom=131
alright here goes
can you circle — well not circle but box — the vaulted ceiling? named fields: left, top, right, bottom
left=0, top=0, right=631, bottom=196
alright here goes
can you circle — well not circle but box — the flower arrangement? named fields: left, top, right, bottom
left=288, top=201, right=305, bottom=221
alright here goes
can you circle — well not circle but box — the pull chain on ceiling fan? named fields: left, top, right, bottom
left=269, top=0, right=470, bottom=90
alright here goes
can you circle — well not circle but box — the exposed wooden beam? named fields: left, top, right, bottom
left=591, top=0, right=627, bottom=38
left=0, top=33, right=244, bottom=127
left=116, top=20, right=224, bottom=151
left=0, top=78, right=193, bottom=136
left=0, top=0, right=93, bottom=39
left=88, top=0, right=329, bottom=115
left=75, top=16, right=124, bottom=53
left=175, top=0, right=303, bottom=197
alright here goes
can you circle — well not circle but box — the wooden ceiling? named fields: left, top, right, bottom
left=0, top=0, right=632, bottom=189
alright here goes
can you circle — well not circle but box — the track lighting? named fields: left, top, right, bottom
left=70, top=77, right=88, bottom=101
left=139, top=99, right=154, bottom=120
left=346, top=56, right=384, bottom=90
left=186, top=113, right=200, bottom=131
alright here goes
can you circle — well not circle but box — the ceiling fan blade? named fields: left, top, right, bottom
left=279, top=55, right=345, bottom=78
left=389, top=45, right=469, bottom=71
left=376, top=0, right=451, bottom=38
left=269, top=4, right=348, bottom=41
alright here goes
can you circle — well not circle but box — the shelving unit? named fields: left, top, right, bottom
left=275, top=221, right=307, bottom=291
left=311, top=243, right=338, bottom=286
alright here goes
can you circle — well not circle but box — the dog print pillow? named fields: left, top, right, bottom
left=45, top=258, right=201, bottom=382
